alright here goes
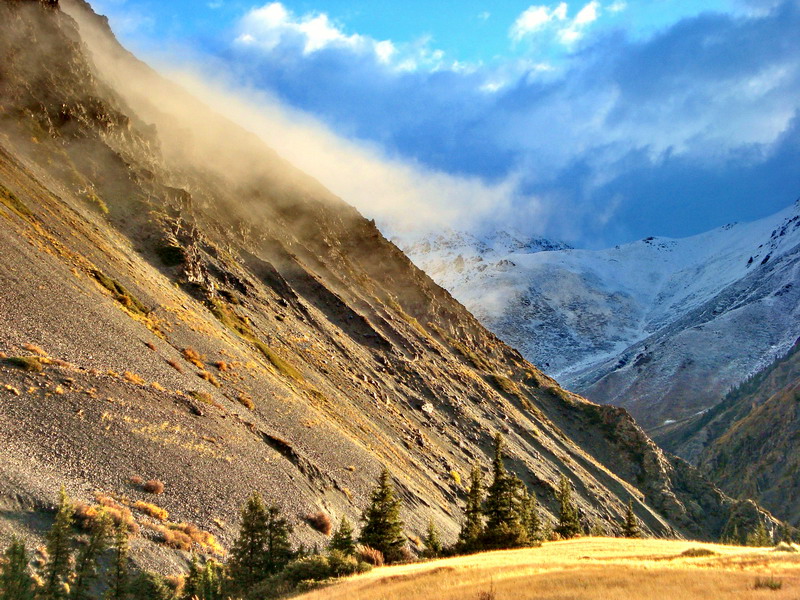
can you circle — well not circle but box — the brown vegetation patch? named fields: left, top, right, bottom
left=133, top=500, right=169, bottom=521
left=306, top=512, right=333, bottom=535
left=143, top=479, right=165, bottom=495
left=181, top=347, right=205, bottom=368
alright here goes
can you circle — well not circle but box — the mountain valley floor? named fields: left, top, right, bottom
left=295, top=537, right=800, bottom=600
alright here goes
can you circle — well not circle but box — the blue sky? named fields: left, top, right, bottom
left=89, top=0, right=800, bottom=247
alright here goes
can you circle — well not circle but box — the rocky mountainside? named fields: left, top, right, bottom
left=400, top=202, right=800, bottom=430
left=0, top=0, right=778, bottom=571
left=656, top=339, right=800, bottom=526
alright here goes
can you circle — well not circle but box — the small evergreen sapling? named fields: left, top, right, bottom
left=622, top=501, right=640, bottom=539
left=328, top=518, right=356, bottom=556
left=422, top=520, right=442, bottom=558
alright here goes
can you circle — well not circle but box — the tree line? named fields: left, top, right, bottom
left=0, top=433, right=649, bottom=600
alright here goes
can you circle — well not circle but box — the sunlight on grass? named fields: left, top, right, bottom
left=295, top=538, right=800, bottom=600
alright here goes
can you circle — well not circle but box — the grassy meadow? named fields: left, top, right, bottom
left=295, top=537, right=800, bottom=600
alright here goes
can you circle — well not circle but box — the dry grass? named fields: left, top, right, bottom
left=133, top=501, right=169, bottom=522
left=295, top=538, right=800, bottom=600
left=181, top=348, right=205, bottom=369
left=142, top=479, right=165, bottom=495
left=166, top=359, right=184, bottom=373
left=22, top=344, right=47, bottom=356
left=236, top=392, right=255, bottom=410
left=123, top=371, right=146, bottom=385
left=197, top=370, right=221, bottom=387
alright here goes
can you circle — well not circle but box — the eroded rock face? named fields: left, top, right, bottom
left=0, top=0, right=780, bottom=570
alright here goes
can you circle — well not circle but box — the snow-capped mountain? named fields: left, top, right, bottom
left=396, top=201, right=800, bottom=429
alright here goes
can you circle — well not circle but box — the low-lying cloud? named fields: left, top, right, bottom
left=81, top=0, right=800, bottom=248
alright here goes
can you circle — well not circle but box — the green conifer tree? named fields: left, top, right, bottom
left=227, top=492, right=269, bottom=592
left=555, top=475, right=581, bottom=539
left=746, top=521, right=771, bottom=547
left=201, top=562, right=222, bottom=600
left=621, top=501, right=640, bottom=539
left=69, top=514, right=110, bottom=600
left=328, top=518, right=356, bottom=556
left=181, top=554, right=202, bottom=600
left=129, top=573, right=172, bottom=600
left=105, top=525, right=129, bottom=600
left=522, top=492, right=542, bottom=542
left=358, top=468, right=406, bottom=563
left=264, top=506, right=293, bottom=575
left=0, top=537, right=36, bottom=600
left=40, top=487, right=75, bottom=600
left=422, top=520, right=442, bottom=558
left=458, top=465, right=485, bottom=552
left=482, top=434, right=528, bottom=549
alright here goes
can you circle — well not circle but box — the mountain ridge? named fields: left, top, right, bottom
left=400, top=199, right=800, bottom=429
left=0, top=0, right=780, bottom=571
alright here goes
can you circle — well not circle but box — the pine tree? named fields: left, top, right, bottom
left=227, top=492, right=269, bottom=592
left=522, top=492, right=542, bottom=542
left=724, top=524, right=741, bottom=546
left=105, top=525, right=129, bottom=600
left=181, top=554, right=202, bottom=600
left=0, top=537, right=36, bottom=600
left=200, top=562, right=222, bottom=600
left=482, top=434, right=528, bottom=549
left=422, top=520, right=442, bottom=558
left=555, top=475, right=581, bottom=539
left=40, top=487, right=75, bottom=600
left=746, top=521, right=771, bottom=547
left=129, top=573, right=172, bottom=600
left=328, top=518, right=356, bottom=556
left=458, top=465, right=485, bottom=552
left=359, top=468, right=406, bottom=563
left=69, top=514, right=111, bottom=600
left=264, top=506, right=293, bottom=575
left=621, top=501, right=640, bottom=539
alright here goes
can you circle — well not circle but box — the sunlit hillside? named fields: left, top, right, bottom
left=296, top=538, right=800, bottom=600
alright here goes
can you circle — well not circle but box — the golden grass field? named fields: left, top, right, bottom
left=295, top=538, right=800, bottom=600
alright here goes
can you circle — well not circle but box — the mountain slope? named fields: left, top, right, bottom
left=0, top=0, right=777, bottom=568
left=656, top=339, right=800, bottom=526
left=400, top=203, right=800, bottom=429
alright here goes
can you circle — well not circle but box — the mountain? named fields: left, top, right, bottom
left=656, top=339, right=800, bottom=526
left=400, top=203, right=800, bottom=430
left=0, top=0, right=779, bottom=568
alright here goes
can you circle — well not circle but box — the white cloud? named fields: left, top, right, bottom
left=510, top=3, right=568, bottom=41
left=237, top=2, right=388, bottom=59
left=478, top=11, right=491, bottom=22
left=574, top=1, right=600, bottom=25
left=558, top=1, right=601, bottom=45
left=607, top=1, right=627, bottom=13
left=236, top=2, right=450, bottom=73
